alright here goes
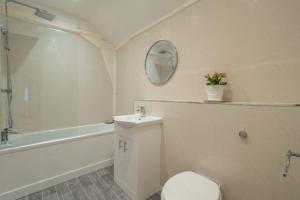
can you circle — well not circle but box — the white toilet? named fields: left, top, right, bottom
left=161, top=172, right=221, bottom=200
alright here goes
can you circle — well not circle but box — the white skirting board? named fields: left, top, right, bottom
left=0, top=158, right=113, bottom=200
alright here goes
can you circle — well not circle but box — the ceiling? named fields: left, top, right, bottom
left=22, top=0, right=192, bottom=46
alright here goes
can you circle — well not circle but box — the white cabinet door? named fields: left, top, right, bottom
left=121, top=135, right=137, bottom=196
left=114, top=134, right=137, bottom=199
left=114, top=134, right=124, bottom=183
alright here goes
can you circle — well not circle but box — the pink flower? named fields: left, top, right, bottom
left=204, top=73, right=210, bottom=78
left=212, top=72, right=219, bottom=78
left=219, top=72, right=226, bottom=78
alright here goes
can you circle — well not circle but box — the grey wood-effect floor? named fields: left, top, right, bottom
left=17, top=166, right=160, bottom=200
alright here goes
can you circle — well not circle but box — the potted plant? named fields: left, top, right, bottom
left=204, top=72, right=227, bottom=101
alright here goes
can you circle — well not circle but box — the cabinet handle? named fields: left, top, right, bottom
left=119, top=140, right=123, bottom=150
left=124, top=142, right=128, bottom=152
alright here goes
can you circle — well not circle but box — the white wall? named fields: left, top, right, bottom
left=115, top=0, right=300, bottom=200
left=135, top=101, right=300, bottom=200
left=116, top=0, right=300, bottom=114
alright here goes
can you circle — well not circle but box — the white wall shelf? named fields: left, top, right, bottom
left=135, top=99, right=300, bottom=107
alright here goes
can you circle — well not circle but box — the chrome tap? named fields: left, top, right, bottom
left=1, top=128, right=9, bottom=144
left=283, top=150, right=300, bottom=177
left=136, top=106, right=146, bottom=117
left=0, top=128, right=17, bottom=144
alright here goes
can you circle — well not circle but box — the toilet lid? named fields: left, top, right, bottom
left=162, top=172, right=220, bottom=200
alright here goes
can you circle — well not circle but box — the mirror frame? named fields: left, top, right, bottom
left=144, top=40, right=178, bottom=85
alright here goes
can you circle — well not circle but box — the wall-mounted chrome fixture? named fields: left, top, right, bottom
left=238, top=131, right=248, bottom=139
left=283, top=150, right=300, bottom=177
left=6, top=0, right=56, bottom=21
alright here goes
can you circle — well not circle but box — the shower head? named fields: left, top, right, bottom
left=34, top=9, right=56, bottom=21
left=6, top=0, right=56, bottom=21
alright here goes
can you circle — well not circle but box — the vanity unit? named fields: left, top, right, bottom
left=113, top=114, right=162, bottom=200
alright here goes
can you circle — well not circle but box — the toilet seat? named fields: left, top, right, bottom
left=161, top=171, right=221, bottom=200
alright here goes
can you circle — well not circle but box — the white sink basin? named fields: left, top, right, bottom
left=113, top=114, right=162, bottom=127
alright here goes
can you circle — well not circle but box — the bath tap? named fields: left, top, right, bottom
left=0, top=128, right=18, bottom=144
left=283, top=150, right=300, bottom=177
left=1, top=128, right=9, bottom=144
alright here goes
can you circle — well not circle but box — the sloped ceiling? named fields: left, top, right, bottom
left=21, top=0, right=192, bottom=46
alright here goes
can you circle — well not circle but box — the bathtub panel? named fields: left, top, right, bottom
left=0, top=125, right=114, bottom=200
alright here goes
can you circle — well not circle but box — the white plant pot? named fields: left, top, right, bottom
left=205, top=85, right=225, bottom=101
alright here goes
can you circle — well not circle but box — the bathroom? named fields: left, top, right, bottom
left=0, top=0, right=299, bottom=199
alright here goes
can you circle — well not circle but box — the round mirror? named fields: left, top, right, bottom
left=145, top=40, right=178, bottom=85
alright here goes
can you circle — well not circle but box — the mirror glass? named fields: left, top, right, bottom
left=145, top=40, right=178, bottom=85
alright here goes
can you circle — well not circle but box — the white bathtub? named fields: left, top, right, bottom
left=0, top=123, right=114, bottom=153
left=0, top=123, right=115, bottom=200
